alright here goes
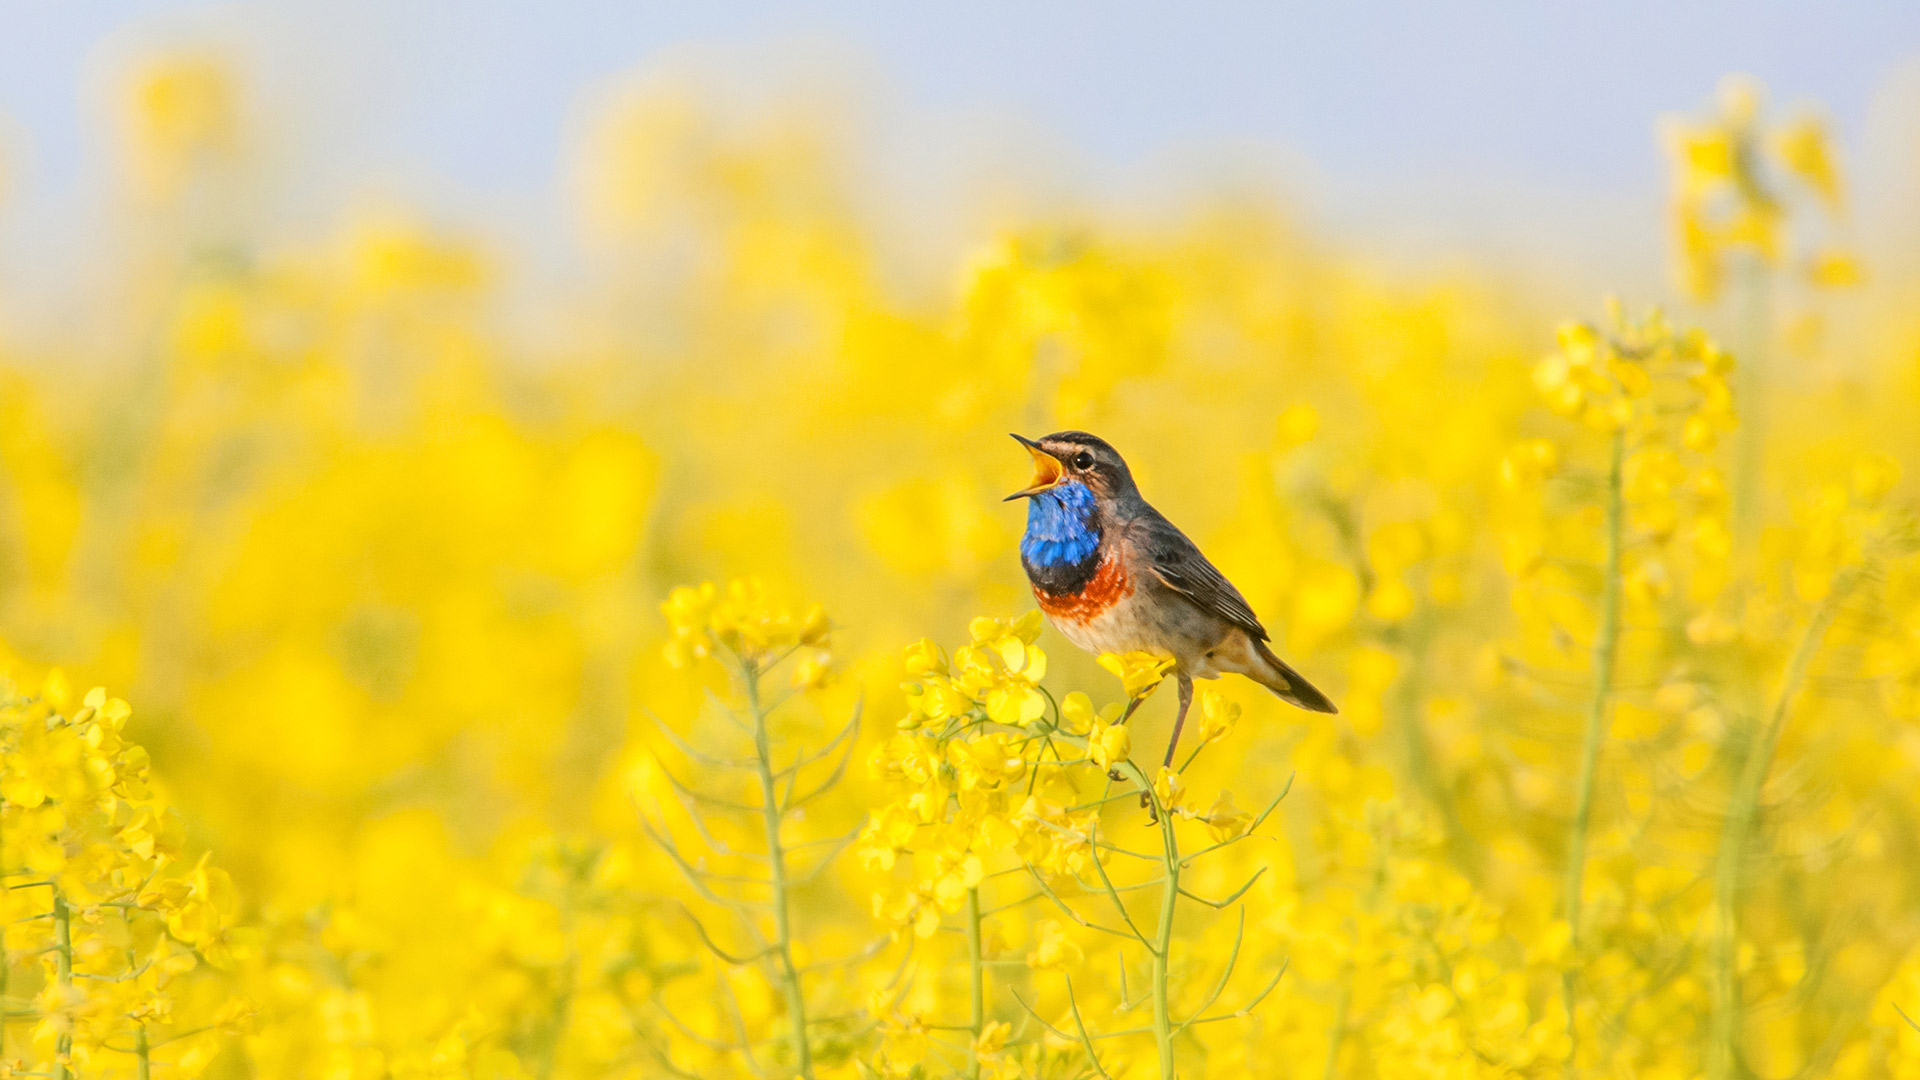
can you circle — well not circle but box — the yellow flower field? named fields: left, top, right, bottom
left=0, top=53, right=1918, bottom=1078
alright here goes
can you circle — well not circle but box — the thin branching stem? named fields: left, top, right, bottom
left=637, top=810, right=771, bottom=916
left=1022, top=866, right=1141, bottom=942
left=1562, top=425, right=1624, bottom=1065
left=647, top=708, right=755, bottom=770
left=743, top=657, right=815, bottom=1080
left=1064, top=978, right=1116, bottom=1080
left=1708, top=570, right=1855, bottom=1080
left=52, top=890, right=71, bottom=1080
left=1178, top=866, right=1266, bottom=910
left=1172, top=909, right=1244, bottom=1038
left=1088, top=841, right=1155, bottom=948
left=790, top=828, right=863, bottom=887
left=783, top=703, right=862, bottom=811
left=657, top=759, right=760, bottom=814
left=1147, top=782, right=1181, bottom=1080
left=1008, top=989, right=1069, bottom=1042
left=965, top=887, right=985, bottom=1080
left=682, top=905, right=777, bottom=967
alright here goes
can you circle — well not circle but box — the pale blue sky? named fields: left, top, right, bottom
left=2, top=2, right=1918, bottom=285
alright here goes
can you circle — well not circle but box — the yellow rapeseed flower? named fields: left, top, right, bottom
left=1152, top=767, right=1187, bottom=813
left=1027, top=920, right=1084, bottom=971
left=1097, top=650, right=1174, bottom=699
left=1197, top=792, right=1254, bottom=843
left=1089, top=714, right=1131, bottom=771
left=1194, top=687, right=1240, bottom=747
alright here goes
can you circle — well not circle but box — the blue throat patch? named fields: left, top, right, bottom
left=1021, top=481, right=1101, bottom=571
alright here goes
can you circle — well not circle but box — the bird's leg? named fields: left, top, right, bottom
left=1140, top=673, right=1195, bottom=815
left=1164, top=673, right=1194, bottom=769
left=1108, top=687, right=1152, bottom=781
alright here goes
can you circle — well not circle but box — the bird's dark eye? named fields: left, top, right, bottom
left=1072, top=451, right=1095, bottom=470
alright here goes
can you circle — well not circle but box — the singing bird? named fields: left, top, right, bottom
left=1006, top=431, right=1336, bottom=766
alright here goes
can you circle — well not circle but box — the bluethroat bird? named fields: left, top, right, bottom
left=1006, top=431, right=1336, bottom=769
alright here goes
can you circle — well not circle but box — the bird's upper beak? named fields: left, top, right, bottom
left=1005, top=434, right=1064, bottom=501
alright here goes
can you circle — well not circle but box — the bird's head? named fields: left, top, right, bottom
left=1004, top=431, right=1138, bottom=503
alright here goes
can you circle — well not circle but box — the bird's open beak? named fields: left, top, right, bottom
left=1004, top=434, right=1064, bottom=501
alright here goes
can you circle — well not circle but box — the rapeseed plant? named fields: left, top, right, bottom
left=647, top=580, right=856, bottom=1079
left=1661, top=75, right=1860, bottom=548
left=0, top=670, right=245, bottom=1079
left=864, top=622, right=1284, bottom=1079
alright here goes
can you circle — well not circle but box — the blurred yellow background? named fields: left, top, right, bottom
left=1, top=8, right=1919, bottom=1079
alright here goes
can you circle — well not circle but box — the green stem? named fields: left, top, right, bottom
left=1707, top=575, right=1851, bottom=1080
left=1150, top=796, right=1181, bottom=1080
left=746, top=660, right=813, bottom=1080
left=53, top=891, right=71, bottom=1080
left=966, top=887, right=985, bottom=1080
left=136, top=1023, right=151, bottom=1080
left=1561, top=426, right=1625, bottom=1068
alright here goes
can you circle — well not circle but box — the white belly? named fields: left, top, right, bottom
left=1045, top=586, right=1241, bottom=681
left=1049, top=590, right=1170, bottom=660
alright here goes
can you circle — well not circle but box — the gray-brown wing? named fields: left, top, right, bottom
left=1132, top=510, right=1270, bottom=642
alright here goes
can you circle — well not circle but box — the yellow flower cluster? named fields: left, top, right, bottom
left=662, top=578, right=831, bottom=672
left=898, top=614, right=1050, bottom=731
left=1507, top=305, right=1736, bottom=619
left=1663, top=75, right=1858, bottom=299
left=0, top=672, right=245, bottom=1078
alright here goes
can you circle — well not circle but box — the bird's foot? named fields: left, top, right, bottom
left=1140, top=790, right=1159, bottom=822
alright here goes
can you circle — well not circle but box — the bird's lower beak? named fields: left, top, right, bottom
left=1005, top=434, right=1064, bottom=501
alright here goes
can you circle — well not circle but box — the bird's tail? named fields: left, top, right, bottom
left=1250, top=638, right=1338, bottom=714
